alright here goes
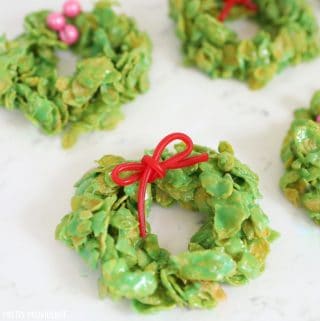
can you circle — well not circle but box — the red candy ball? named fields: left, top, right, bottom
left=47, top=12, right=66, bottom=31
left=63, top=0, right=82, bottom=18
left=59, top=24, right=79, bottom=45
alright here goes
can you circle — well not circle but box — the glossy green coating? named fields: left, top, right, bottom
left=56, top=141, right=277, bottom=313
left=169, top=0, right=320, bottom=89
left=280, top=91, right=320, bottom=225
left=0, top=1, right=152, bottom=148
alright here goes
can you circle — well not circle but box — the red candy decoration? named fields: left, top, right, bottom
left=47, top=0, right=81, bottom=45
left=218, top=0, right=258, bottom=22
left=111, top=133, right=209, bottom=238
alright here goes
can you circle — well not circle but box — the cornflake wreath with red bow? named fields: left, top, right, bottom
left=169, top=0, right=320, bottom=89
left=280, top=91, right=320, bottom=225
left=56, top=133, right=277, bottom=313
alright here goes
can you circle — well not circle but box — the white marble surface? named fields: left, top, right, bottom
left=1, top=1, right=320, bottom=320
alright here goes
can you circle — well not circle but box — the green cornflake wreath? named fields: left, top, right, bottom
left=0, top=1, right=152, bottom=148
left=169, top=0, right=320, bottom=89
left=56, top=140, right=277, bottom=313
left=280, top=91, right=320, bottom=225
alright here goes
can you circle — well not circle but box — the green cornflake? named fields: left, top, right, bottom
left=56, top=142, right=277, bottom=313
left=0, top=1, right=152, bottom=148
left=169, top=0, right=320, bottom=89
left=280, top=91, right=320, bottom=225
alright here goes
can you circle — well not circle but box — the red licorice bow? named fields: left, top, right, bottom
left=218, top=0, right=258, bottom=22
left=111, top=133, right=209, bottom=238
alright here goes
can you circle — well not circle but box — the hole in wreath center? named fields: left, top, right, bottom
left=57, top=50, right=78, bottom=77
left=148, top=205, right=205, bottom=255
left=225, top=18, right=260, bottom=40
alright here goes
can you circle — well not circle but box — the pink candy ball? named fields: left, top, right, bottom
left=63, top=0, right=82, bottom=18
left=316, top=115, right=320, bottom=123
left=47, top=12, right=66, bottom=31
left=59, top=24, right=79, bottom=45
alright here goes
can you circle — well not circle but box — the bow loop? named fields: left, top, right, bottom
left=111, top=162, right=143, bottom=186
left=218, top=0, right=257, bottom=22
left=111, top=133, right=209, bottom=238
